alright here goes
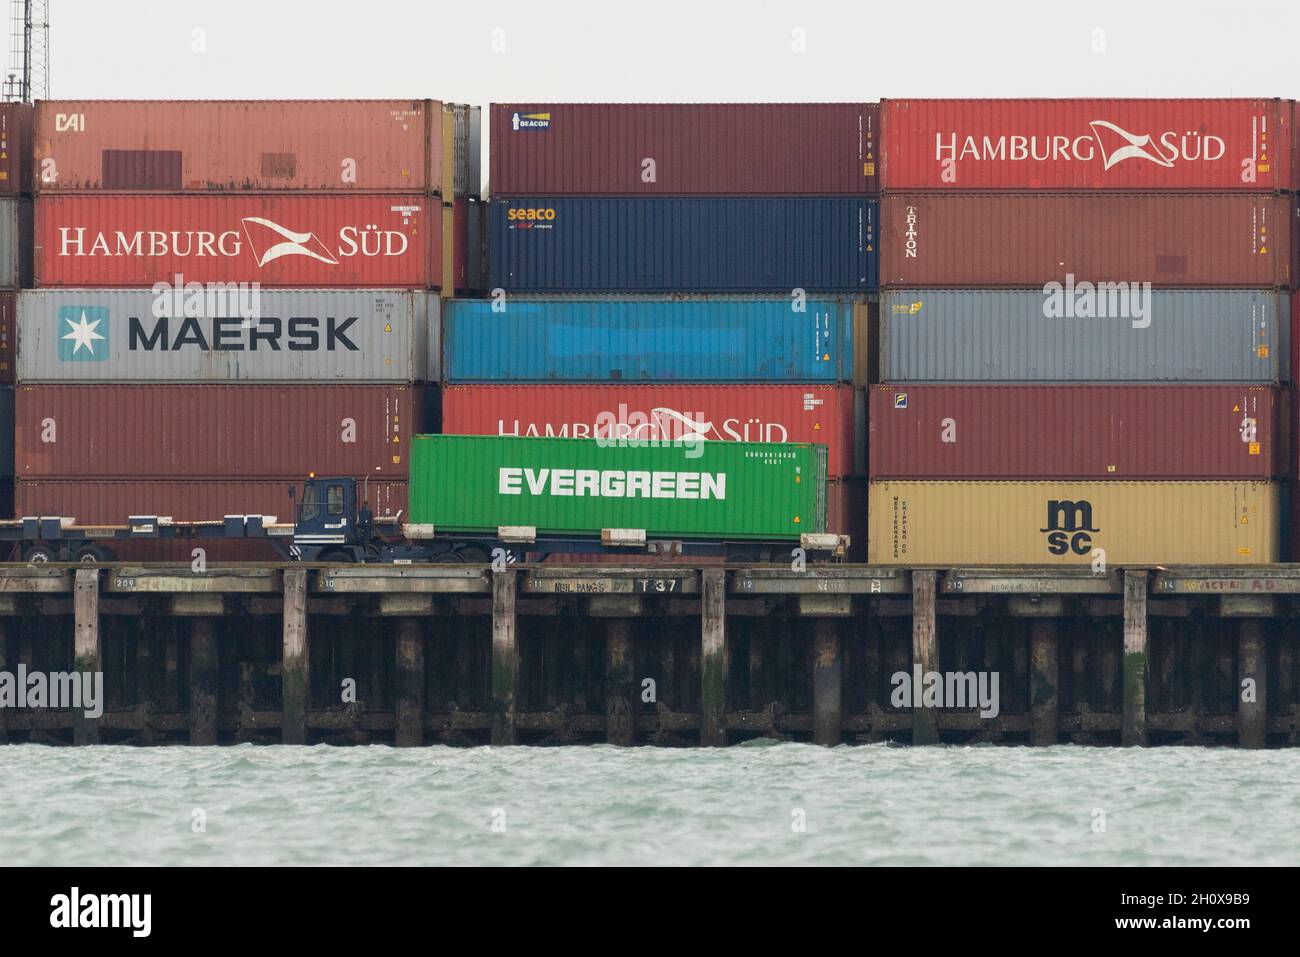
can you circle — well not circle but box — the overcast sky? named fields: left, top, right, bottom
left=30, top=0, right=1300, bottom=189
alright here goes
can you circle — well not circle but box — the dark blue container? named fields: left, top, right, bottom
left=443, top=297, right=858, bottom=382
left=488, top=197, right=878, bottom=292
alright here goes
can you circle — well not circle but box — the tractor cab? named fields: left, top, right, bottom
left=290, top=476, right=362, bottom=560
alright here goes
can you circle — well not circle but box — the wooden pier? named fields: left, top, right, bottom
left=0, top=563, right=1297, bottom=747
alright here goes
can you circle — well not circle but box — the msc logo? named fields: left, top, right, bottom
left=506, top=208, right=557, bottom=222
left=57, top=306, right=109, bottom=362
left=1040, top=499, right=1099, bottom=556
left=511, top=111, right=552, bottom=131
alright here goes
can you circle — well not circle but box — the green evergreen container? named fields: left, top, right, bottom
left=409, top=434, right=826, bottom=540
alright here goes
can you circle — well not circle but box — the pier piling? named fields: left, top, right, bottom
left=911, top=570, right=939, bottom=745
left=1122, top=569, right=1148, bottom=747
left=73, top=568, right=100, bottom=746
left=395, top=618, right=425, bottom=747
left=281, top=568, right=309, bottom=745
left=700, top=568, right=727, bottom=747
left=491, top=570, right=519, bottom=745
left=812, top=619, right=842, bottom=746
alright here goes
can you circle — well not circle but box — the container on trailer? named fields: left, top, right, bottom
left=867, top=480, right=1280, bottom=565
left=16, top=289, right=435, bottom=383
left=13, top=478, right=408, bottom=524
left=827, top=477, right=866, bottom=561
left=33, top=194, right=440, bottom=288
left=869, top=384, right=1284, bottom=479
left=34, top=100, right=440, bottom=192
left=442, top=383, right=858, bottom=477
left=15, top=384, right=423, bottom=478
left=489, top=196, right=877, bottom=292
left=878, top=289, right=1289, bottom=383
left=490, top=102, right=879, bottom=194
left=443, top=297, right=856, bottom=383
left=881, top=98, right=1292, bottom=190
left=408, top=434, right=827, bottom=540
left=881, top=192, right=1290, bottom=288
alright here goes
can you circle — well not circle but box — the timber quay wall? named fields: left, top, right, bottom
left=0, top=563, right=1297, bottom=748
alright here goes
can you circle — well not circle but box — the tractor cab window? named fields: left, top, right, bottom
left=327, top=484, right=346, bottom=517
left=299, top=483, right=322, bottom=524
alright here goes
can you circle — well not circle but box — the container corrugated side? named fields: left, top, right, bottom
left=14, top=478, right=407, bottom=525
left=879, top=289, right=1289, bottom=383
left=15, top=384, right=422, bottom=478
left=867, top=480, right=1280, bottom=565
left=0, top=103, right=32, bottom=195
left=490, top=103, right=879, bottom=194
left=442, top=383, right=858, bottom=477
left=881, top=98, right=1292, bottom=190
left=17, top=289, right=434, bottom=383
left=489, top=197, right=877, bottom=292
left=0, top=291, right=14, bottom=383
left=0, top=196, right=19, bottom=287
left=869, top=384, right=1284, bottom=479
left=408, top=435, right=826, bottom=540
left=34, top=100, right=439, bottom=192
left=34, top=194, right=439, bottom=288
left=882, top=192, right=1290, bottom=288
left=443, top=298, right=855, bottom=383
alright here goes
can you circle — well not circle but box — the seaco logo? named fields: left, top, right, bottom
left=56, top=210, right=419, bottom=265
left=935, top=121, right=1232, bottom=172
left=1040, top=499, right=1100, bottom=556
left=511, top=111, right=552, bottom=131
left=506, top=207, right=557, bottom=230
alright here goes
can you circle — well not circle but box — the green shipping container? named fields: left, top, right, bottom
left=409, top=435, right=827, bottom=540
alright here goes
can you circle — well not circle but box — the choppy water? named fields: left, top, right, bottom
left=1, top=743, right=1296, bottom=866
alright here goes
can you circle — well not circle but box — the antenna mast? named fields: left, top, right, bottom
left=5, top=0, right=48, bottom=103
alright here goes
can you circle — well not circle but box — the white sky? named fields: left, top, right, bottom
left=32, top=0, right=1300, bottom=190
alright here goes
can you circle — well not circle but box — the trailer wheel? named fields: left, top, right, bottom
left=318, top=549, right=355, bottom=565
left=429, top=549, right=465, bottom=564
left=73, top=544, right=112, bottom=564
left=22, top=545, right=57, bottom=564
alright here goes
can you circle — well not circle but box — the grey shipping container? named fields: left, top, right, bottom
left=879, top=289, right=1289, bottom=383
left=17, top=289, right=437, bottom=383
left=0, top=197, right=22, bottom=288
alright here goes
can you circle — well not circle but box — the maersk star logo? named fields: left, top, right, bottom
left=57, top=306, right=109, bottom=362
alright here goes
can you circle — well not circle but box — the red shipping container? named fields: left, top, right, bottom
left=441, top=383, right=860, bottom=478
left=491, top=103, right=879, bottom=194
left=34, top=194, right=441, bottom=288
left=34, top=100, right=439, bottom=193
left=0, top=292, right=14, bottom=383
left=882, top=192, right=1289, bottom=287
left=15, top=384, right=423, bottom=478
left=868, top=384, right=1284, bottom=480
left=14, top=478, right=407, bottom=524
left=881, top=98, right=1291, bottom=190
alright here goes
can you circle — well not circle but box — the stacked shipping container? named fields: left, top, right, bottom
left=15, top=101, right=478, bottom=552
left=0, top=104, right=33, bottom=517
left=459, top=104, right=881, bottom=555
left=872, top=98, right=1294, bottom=565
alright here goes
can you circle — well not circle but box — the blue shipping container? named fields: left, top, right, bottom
left=443, top=298, right=857, bottom=382
left=489, top=197, right=878, bottom=292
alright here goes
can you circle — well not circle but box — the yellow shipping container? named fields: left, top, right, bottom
left=867, top=481, right=1280, bottom=566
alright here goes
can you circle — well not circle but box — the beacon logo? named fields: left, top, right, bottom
left=511, top=111, right=552, bottom=131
